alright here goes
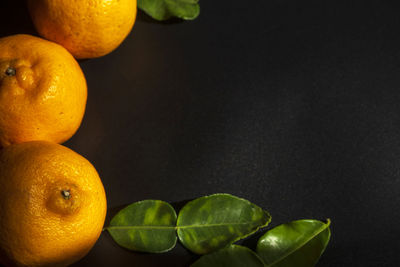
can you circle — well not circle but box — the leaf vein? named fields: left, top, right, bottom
left=107, top=221, right=261, bottom=231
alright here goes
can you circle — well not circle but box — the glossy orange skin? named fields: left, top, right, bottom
left=28, top=0, right=137, bottom=59
left=0, top=34, right=87, bottom=148
left=0, top=141, right=107, bottom=267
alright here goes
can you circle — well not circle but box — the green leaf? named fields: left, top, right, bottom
left=177, top=193, right=272, bottom=254
left=256, top=219, right=331, bottom=267
left=191, top=245, right=265, bottom=267
left=138, top=0, right=200, bottom=21
left=106, top=200, right=177, bottom=253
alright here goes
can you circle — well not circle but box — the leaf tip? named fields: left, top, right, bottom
left=326, top=218, right=331, bottom=226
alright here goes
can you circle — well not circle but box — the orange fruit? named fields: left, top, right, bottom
left=0, top=141, right=107, bottom=267
left=27, top=0, right=137, bottom=59
left=0, top=34, right=87, bottom=148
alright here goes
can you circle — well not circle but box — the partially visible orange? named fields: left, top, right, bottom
left=0, top=141, right=107, bottom=267
left=27, top=0, right=137, bottom=59
left=0, top=34, right=87, bottom=148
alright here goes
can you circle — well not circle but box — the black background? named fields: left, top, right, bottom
left=2, top=1, right=400, bottom=266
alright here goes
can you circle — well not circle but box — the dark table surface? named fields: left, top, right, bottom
left=2, top=0, right=400, bottom=266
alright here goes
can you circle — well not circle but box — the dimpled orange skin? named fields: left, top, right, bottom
left=27, top=0, right=137, bottom=59
left=0, top=141, right=107, bottom=267
left=0, top=34, right=87, bottom=148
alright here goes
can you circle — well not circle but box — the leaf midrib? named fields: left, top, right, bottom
left=106, top=221, right=263, bottom=231
left=265, top=220, right=330, bottom=267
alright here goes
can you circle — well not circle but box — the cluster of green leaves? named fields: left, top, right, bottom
left=105, top=194, right=331, bottom=267
left=138, top=0, right=200, bottom=21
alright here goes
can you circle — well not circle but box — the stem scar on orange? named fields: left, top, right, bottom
left=0, top=141, right=107, bottom=267
left=0, top=34, right=87, bottom=148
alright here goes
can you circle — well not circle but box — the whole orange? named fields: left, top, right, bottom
left=0, top=141, right=107, bottom=267
left=27, top=0, right=137, bottom=59
left=0, top=34, right=87, bottom=148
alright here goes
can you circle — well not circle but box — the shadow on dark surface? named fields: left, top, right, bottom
left=240, top=228, right=269, bottom=251
left=170, top=199, right=194, bottom=212
left=104, top=204, right=130, bottom=227
left=76, top=232, right=196, bottom=267
left=136, top=9, right=184, bottom=25
left=0, top=1, right=36, bottom=38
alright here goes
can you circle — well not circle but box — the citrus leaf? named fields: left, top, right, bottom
left=106, top=200, right=177, bottom=253
left=138, top=0, right=200, bottom=21
left=191, top=245, right=265, bottom=267
left=177, top=193, right=272, bottom=254
left=256, top=219, right=331, bottom=267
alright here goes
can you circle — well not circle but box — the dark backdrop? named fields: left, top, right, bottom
left=2, top=1, right=400, bottom=266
